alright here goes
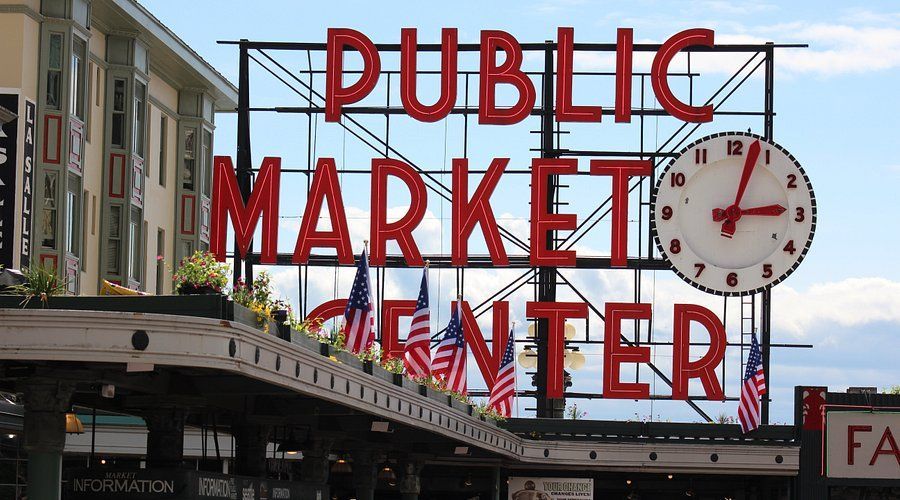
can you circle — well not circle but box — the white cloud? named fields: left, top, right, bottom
left=772, top=277, right=900, bottom=341
left=570, top=16, right=900, bottom=78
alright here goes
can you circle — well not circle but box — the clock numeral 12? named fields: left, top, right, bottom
left=727, top=140, right=743, bottom=155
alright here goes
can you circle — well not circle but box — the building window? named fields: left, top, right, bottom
left=182, top=240, right=193, bottom=261
left=71, top=37, right=87, bottom=120
left=182, top=128, right=196, bottom=190
left=155, top=229, right=165, bottom=294
left=81, top=189, right=89, bottom=271
left=65, top=173, right=81, bottom=257
left=107, top=206, right=121, bottom=274
left=201, top=129, right=213, bottom=197
left=95, top=65, right=102, bottom=107
left=133, top=82, right=146, bottom=157
left=158, top=116, right=167, bottom=187
left=111, top=79, right=126, bottom=148
left=46, top=32, right=64, bottom=110
left=128, top=207, right=141, bottom=281
left=41, top=171, right=58, bottom=249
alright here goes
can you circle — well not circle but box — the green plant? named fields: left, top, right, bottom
left=885, top=385, right=900, bottom=395
left=172, top=251, right=229, bottom=293
left=566, top=403, right=587, bottom=420
left=714, top=412, right=737, bottom=425
left=4, top=264, right=67, bottom=307
left=380, top=356, right=405, bottom=375
left=356, top=343, right=382, bottom=363
left=473, top=401, right=508, bottom=422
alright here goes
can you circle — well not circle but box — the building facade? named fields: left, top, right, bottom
left=0, top=0, right=236, bottom=294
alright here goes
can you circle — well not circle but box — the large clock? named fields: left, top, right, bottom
left=651, top=132, right=816, bottom=296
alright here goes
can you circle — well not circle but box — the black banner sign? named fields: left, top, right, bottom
left=0, top=93, right=18, bottom=268
left=67, top=469, right=315, bottom=500
left=20, top=98, right=34, bottom=268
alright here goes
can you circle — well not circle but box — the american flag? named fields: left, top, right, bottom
left=738, top=331, right=767, bottom=433
left=432, top=299, right=466, bottom=394
left=341, top=248, right=375, bottom=355
left=488, top=326, right=517, bottom=417
left=403, top=268, right=431, bottom=378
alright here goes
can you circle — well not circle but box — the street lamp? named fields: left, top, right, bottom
left=0, top=105, right=16, bottom=126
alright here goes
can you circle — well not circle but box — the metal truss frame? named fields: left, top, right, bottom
left=219, top=37, right=810, bottom=422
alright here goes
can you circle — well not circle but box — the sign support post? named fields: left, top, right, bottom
left=236, top=40, right=254, bottom=285
left=760, top=42, right=775, bottom=426
left=536, top=41, right=563, bottom=418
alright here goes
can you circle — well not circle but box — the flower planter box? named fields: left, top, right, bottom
left=0, top=293, right=231, bottom=319
left=333, top=350, right=364, bottom=371
left=425, top=387, right=450, bottom=406
left=450, top=398, right=469, bottom=413
left=394, top=373, right=419, bottom=391
left=232, top=303, right=261, bottom=331
left=292, top=331, right=327, bottom=354
left=370, top=363, right=396, bottom=384
left=272, top=311, right=291, bottom=341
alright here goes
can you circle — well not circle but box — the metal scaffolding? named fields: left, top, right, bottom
left=219, top=36, right=810, bottom=422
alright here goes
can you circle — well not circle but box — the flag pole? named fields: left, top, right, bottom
left=513, top=320, right=519, bottom=419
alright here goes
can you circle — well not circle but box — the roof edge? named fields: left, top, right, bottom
left=110, top=0, right=238, bottom=110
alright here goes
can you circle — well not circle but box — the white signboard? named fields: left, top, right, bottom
left=508, top=477, right=593, bottom=500
left=826, top=411, right=900, bottom=479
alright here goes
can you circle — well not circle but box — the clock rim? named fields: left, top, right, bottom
left=650, top=131, right=818, bottom=297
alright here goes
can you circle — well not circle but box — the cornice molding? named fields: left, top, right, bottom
left=0, top=4, right=44, bottom=22
left=148, top=95, right=179, bottom=121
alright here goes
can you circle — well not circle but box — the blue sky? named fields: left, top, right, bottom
left=144, top=0, right=900, bottom=423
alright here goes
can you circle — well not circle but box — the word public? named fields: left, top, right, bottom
left=210, top=26, right=729, bottom=401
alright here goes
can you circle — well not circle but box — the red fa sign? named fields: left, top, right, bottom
left=826, top=411, right=900, bottom=479
left=210, top=27, right=730, bottom=401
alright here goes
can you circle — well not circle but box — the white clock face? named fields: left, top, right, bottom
left=651, top=132, right=816, bottom=296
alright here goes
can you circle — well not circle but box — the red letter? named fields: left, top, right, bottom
left=603, top=303, right=651, bottom=399
left=452, top=158, right=509, bottom=266
left=459, top=301, right=509, bottom=390
left=401, top=28, right=458, bottom=122
left=590, top=159, right=652, bottom=267
left=848, top=425, right=872, bottom=465
left=305, top=299, right=348, bottom=325
left=531, top=159, right=578, bottom=266
left=210, top=156, right=281, bottom=264
left=479, top=30, right=536, bottom=125
left=381, top=300, right=418, bottom=360
left=326, top=28, right=381, bottom=122
left=293, top=158, right=354, bottom=265
left=526, top=301, right=587, bottom=399
left=556, top=27, right=601, bottom=122
left=870, top=427, right=900, bottom=467
left=370, top=159, right=427, bottom=266
left=615, top=28, right=633, bottom=123
left=651, top=29, right=714, bottom=123
left=672, top=304, right=727, bottom=400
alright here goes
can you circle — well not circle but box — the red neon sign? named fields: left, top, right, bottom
left=212, top=26, right=731, bottom=400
